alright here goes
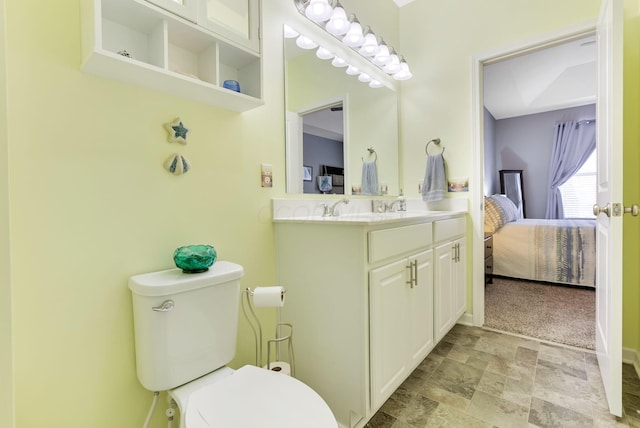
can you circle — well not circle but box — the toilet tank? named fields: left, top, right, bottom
left=128, top=261, right=244, bottom=392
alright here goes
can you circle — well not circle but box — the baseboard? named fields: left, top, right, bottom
left=623, top=347, right=640, bottom=378
left=457, top=312, right=474, bottom=326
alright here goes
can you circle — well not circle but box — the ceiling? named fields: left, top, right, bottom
left=483, top=35, right=597, bottom=119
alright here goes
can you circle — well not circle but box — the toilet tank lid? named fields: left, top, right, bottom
left=128, top=261, right=244, bottom=297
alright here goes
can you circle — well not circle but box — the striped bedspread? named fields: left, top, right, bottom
left=492, top=218, right=596, bottom=287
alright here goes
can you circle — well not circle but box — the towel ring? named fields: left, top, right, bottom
left=362, top=147, right=377, bottom=162
left=426, top=138, right=445, bottom=155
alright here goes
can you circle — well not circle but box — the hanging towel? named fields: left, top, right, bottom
left=361, top=161, right=379, bottom=196
left=422, top=153, right=446, bottom=202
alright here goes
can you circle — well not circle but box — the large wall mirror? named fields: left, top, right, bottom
left=284, top=26, right=400, bottom=195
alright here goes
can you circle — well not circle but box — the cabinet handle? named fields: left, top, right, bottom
left=406, top=262, right=414, bottom=287
left=412, top=260, right=418, bottom=287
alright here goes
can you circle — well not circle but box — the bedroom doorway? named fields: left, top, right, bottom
left=472, top=0, right=625, bottom=415
left=471, top=23, right=598, bottom=328
left=480, top=33, right=598, bottom=350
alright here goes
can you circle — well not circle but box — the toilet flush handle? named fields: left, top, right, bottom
left=152, top=300, right=174, bottom=312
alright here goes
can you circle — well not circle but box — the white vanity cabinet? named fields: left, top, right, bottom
left=274, top=215, right=463, bottom=428
left=81, top=0, right=263, bottom=112
left=434, top=218, right=467, bottom=343
left=369, top=247, right=434, bottom=411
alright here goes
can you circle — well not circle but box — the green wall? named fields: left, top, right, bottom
left=0, top=0, right=14, bottom=426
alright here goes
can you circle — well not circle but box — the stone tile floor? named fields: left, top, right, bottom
left=366, top=325, right=640, bottom=427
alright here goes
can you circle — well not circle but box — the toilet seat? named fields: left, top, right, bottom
left=179, top=365, right=338, bottom=428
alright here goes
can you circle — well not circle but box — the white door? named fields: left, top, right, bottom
left=594, top=0, right=623, bottom=416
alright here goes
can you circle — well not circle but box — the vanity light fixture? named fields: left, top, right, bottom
left=325, top=1, right=349, bottom=36
left=293, top=0, right=412, bottom=81
left=357, top=73, right=371, bottom=83
left=393, top=57, right=413, bottom=80
left=304, top=0, right=333, bottom=23
left=283, top=24, right=300, bottom=39
left=331, top=56, right=348, bottom=67
left=316, top=46, right=334, bottom=60
left=359, top=29, right=379, bottom=57
left=342, top=16, right=365, bottom=47
left=296, top=34, right=319, bottom=49
left=345, top=65, right=360, bottom=75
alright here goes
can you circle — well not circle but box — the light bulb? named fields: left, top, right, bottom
left=342, top=20, right=364, bottom=47
left=305, top=0, right=333, bottom=23
left=346, top=65, right=359, bottom=75
left=325, top=5, right=349, bottom=36
left=283, top=24, right=299, bottom=39
left=383, top=53, right=401, bottom=74
left=331, top=56, right=348, bottom=67
left=359, top=32, right=379, bottom=57
left=296, top=35, right=318, bottom=50
left=369, top=79, right=383, bottom=88
left=373, top=43, right=391, bottom=66
left=358, top=73, right=371, bottom=83
left=315, top=46, right=334, bottom=60
left=393, top=61, right=412, bottom=80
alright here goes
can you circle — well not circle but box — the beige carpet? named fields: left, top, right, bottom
left=484, top=276, right=595, bottom=350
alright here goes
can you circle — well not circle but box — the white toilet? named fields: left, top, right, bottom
left=128, top=261, right=338, bottom=428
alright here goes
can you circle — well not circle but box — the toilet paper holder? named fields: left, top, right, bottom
left=242, top=287, right=296, bottom=377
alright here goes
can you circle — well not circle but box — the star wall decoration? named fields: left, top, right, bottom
left=164, top=118, right=189, bottom=144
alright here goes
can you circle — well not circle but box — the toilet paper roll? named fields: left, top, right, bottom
left=252, top=286, right=285, bottom=308
left=263, top=361, right=291, bottom=376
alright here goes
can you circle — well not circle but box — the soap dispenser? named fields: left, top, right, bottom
left=398, top=189, right=406, bottom=211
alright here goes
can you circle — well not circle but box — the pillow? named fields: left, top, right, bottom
left=484, top=194, right=519, bottom=233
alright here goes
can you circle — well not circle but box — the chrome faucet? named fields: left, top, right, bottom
left=385, top=200, right=402, bottom=212
left=322, top=198, right=350, bottom=217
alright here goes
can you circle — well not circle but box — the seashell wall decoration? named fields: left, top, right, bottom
left=164, top=153, right=191, bottom=175
left=164, top=117, right=189, bottom=144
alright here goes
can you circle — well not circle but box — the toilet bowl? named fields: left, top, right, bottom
left=170, top=365, right=337, bottom=428
left=128, top=261, right=337, bottom=428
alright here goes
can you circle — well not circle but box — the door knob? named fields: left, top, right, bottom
left=624, top=204, right=639, bottom=216
left=593, top=203, right=610, bottom=217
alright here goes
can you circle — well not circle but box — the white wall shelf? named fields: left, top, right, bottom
left=81, top=0, right=263, bottom=112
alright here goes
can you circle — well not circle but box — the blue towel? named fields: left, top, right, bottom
left=361, top=161, right=379, bottom=196
left=422, top=154, right=446, bottom=201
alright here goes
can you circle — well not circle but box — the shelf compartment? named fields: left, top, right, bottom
left=81, top=0, right=263, bottom=112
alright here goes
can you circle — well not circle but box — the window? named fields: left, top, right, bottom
left=559, top=150, right=597, bottom=218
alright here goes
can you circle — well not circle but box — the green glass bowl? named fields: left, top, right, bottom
left=173, top=245, right=217, bottom=273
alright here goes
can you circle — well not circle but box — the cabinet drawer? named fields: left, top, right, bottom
left=369, top=223, right=432, bottom=263
left=484, top=235, right=493, bottom=258
left=433, top=217, right=466, bottom=242
left=485, top=255, right=493, bottom=274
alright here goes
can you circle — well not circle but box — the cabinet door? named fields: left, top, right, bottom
left=144, top=0, right=198, bottom=21
left=453, top=237, right=467, bottom=319
left=198, top=0, right=260, bottom=52
left=409, top=249, right=434, bottom=366
left=434, top=242, right=454, bottom=342
left=369, top=258, right=411, bottom=411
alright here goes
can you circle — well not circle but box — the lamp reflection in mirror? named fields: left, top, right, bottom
left=283, top=24, right=299, bottom=39
left=316, top=46, right=334, bottom=60
left=296, top=35, right=318, bottom=50
left=293, top=0, right=412, bottom=81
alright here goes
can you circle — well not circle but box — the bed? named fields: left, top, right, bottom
left=485, top=195, right=596, bottom=288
